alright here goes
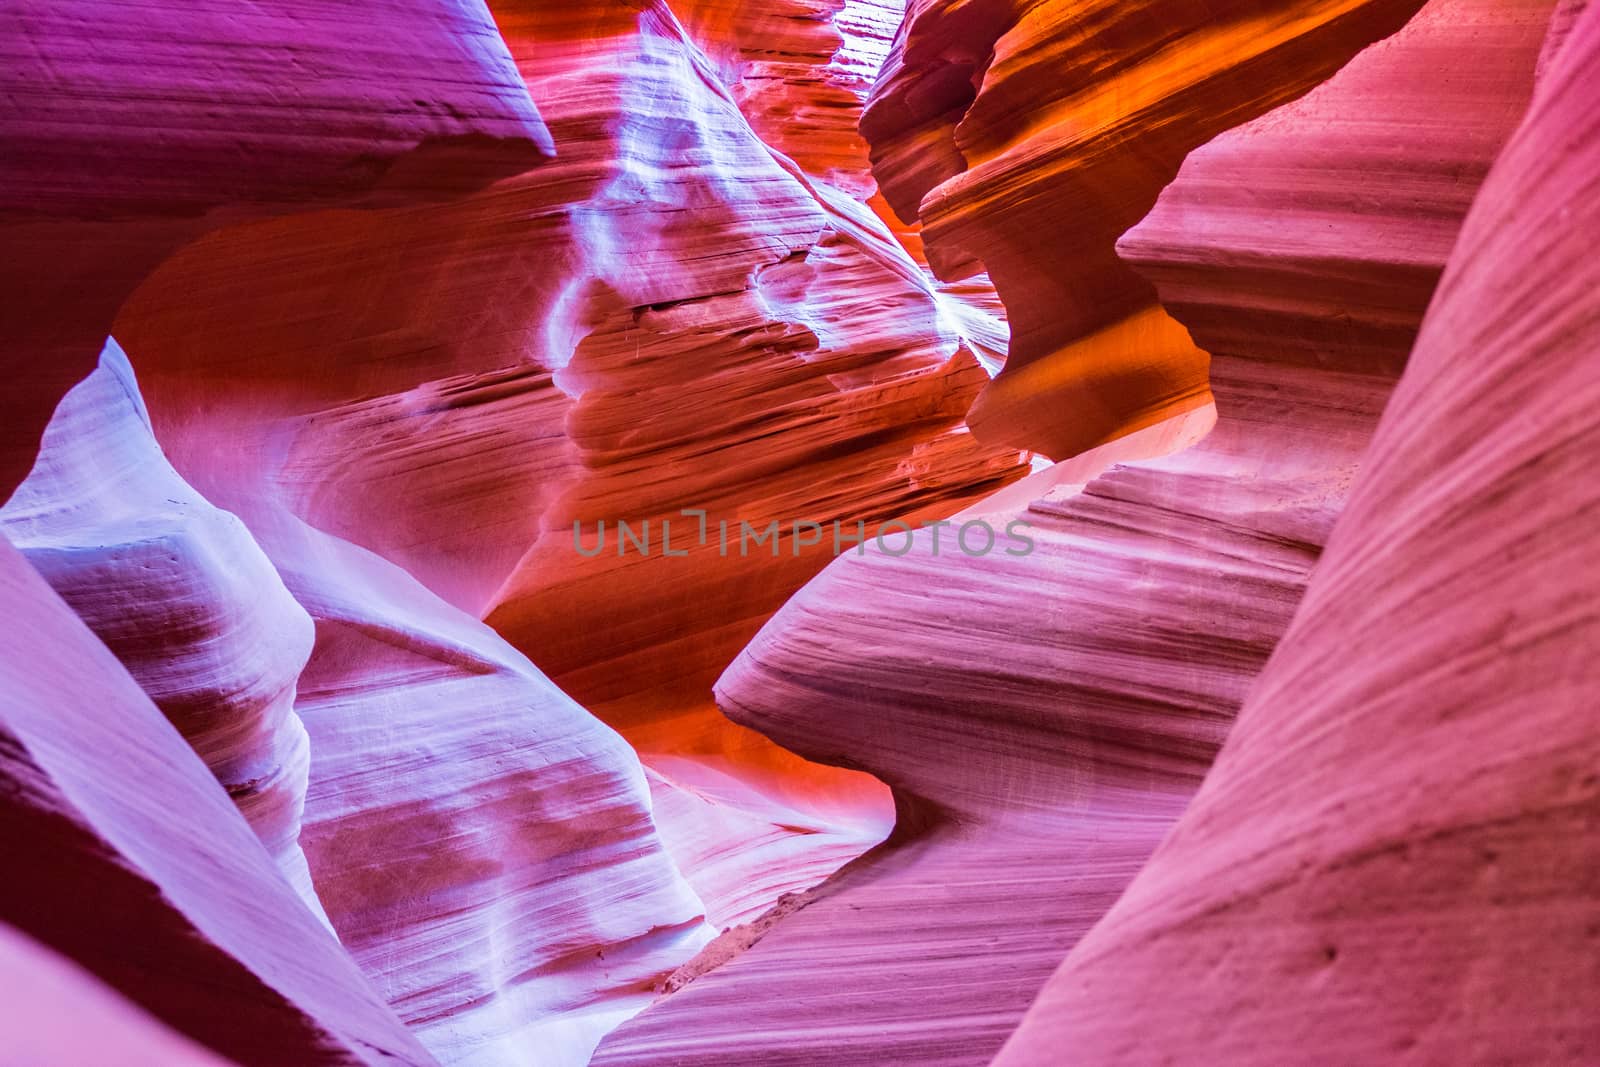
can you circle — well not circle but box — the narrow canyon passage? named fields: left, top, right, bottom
left=1, top=0, right=1596, bottom=1064
left=597, top=0, right=1555, bottom=1058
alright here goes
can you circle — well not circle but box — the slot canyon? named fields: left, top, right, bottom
left=0, top=0, right=1595, bottom=1064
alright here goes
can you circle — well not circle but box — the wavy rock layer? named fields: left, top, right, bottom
left=994, top=3, right=1600, bottom=1059
left=676, top=0, right=899, bottom=197
left=591, top=358, right=1378, bottom=1065
left=0, top=0, right=550, bottom=497
left=68, top=331, right=716, bottom=1066
left=88, top=0, right=1029, bottom=1058
left=863, top=0, right=1434, bottom=458
left=595, top=0, right=1553, bottom=1059
left=0, top=536, right=430, bottom=1065
left=1119, top=0, right=1557, bottom=378
left=8, top=1, right=1581, bottom=1065
left=677, top=0, right=1017, bottom=403
left=482, top=0, right=1029, bottom=925
left=1, top=343, right=325, bottom=918
left=113, top=0, right=1025, bottom=950
left=289, top=529, right=713, bottom=1065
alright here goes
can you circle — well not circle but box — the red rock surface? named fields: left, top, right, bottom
left=3, top=0, right=1596, bottom=1062
left=1119, top=0, right=1556, bottom=378
left=108, top=0, right=1025, bottom=953
left=675, top=0, right=1017, bottom=376
left=994, top=2, right=1600, bottom=1059
left=676, top=0, right=900, bottom=197
left=589, top=358, right=1383, bottom=1064
left=0, top=0, right=1029, bottom=1059
left=1, top=343, right=327, bottom=920
left=57, top=328, right=716, bottom=1066
left=862, top=0, right=1440, bottom=458
left=0, top=0, right=551, bottom=499
left=0, top=536, right=431, bottom=1064
left=593, top=0, right=1554, bottom=1059
left=482, top=1, right=1025, bottom=924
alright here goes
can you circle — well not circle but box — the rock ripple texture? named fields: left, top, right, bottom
left=0, top=537, right=434, bottom=1064
left=0, top=0, right=552, bottom=496
left=109, top=0, right=1026, bottom=974
left=861, top=0, right=1437, bottom=459
left=994, top=1, right=1600, bottom=1060
left=593, top=0, right=1555, bottom=1060
left=1, top=342, right=327, bottom=921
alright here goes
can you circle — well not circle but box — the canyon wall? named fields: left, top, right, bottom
left=995, top=0, right=1600, bottom=1058
left=593, top=0, right=1556, bottom=1060
left=3, top=0, right=1595, bottom=1063
left=0, top=534, right=433, bottom=1064
left=109, top=0, right=1026, bottom=958
left=0, top=0, right=551, bottom=497
left=1, top=4, right=558, bottom=1063
left=1, top=344, right=326, bottom=920
left=862, top=0, right=1442, bottom=458
left=6, top=0, right=1023, bottom=1062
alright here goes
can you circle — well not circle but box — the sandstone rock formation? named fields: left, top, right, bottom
left=1119, top=0, right=1557, bottom=379
left=0, top=536, right=432, bottom=1064
left=0, top=0, right=551, bottom=498
left=594, top=0, right=1555, bottom=1059
left=6, top=328, right=716, bottom=1066
left=676, top=0, right=1018, bottom=382
left=675, top=0, right=900, bottom=197
left=4, top=4, right=731, bottom=1063
left=108, top=0, right=1026, bottom=950
left=994, top=1, right=1600, bottom=1058
left=590, top=359, right=1393, bottom=1065
left=863, top=0, right=1442, bottom=458
left=289, top=530, right=715, bottom=1065
left=1, top=342, right=325, bottom=919
left=4, top=0, right=1597, bottom=1062
left=0, top=923, right=231, bottom=1067
left=0, top=0, right=1031, bottom=1060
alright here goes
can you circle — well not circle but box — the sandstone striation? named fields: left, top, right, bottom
left=3, top=0, right=1595, bottom=1062
left=675, top=0, right=900, bottom=197
left=57, top=335, right=719, bottom=1066
left=0, top=0, right=551, bottom=498
left=0, top=536, right=432, bottom=1064
left=288, top=528, right=715, bottom=1065
left=110, top=0, right=1025, bottom=950
left=994, top=2, right=1600, bottom=1059
left=1, top=342, right=325, bottom=918
left=595, top=0, right=1555, bottom=1059
left=1119, top=0, right=1558, bottom=378
left=57, top=0, right=1034, bottom=1058
left=591, top=358, right=1382, bottom=1064
left=862, top=0, right=1441, bottom=459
